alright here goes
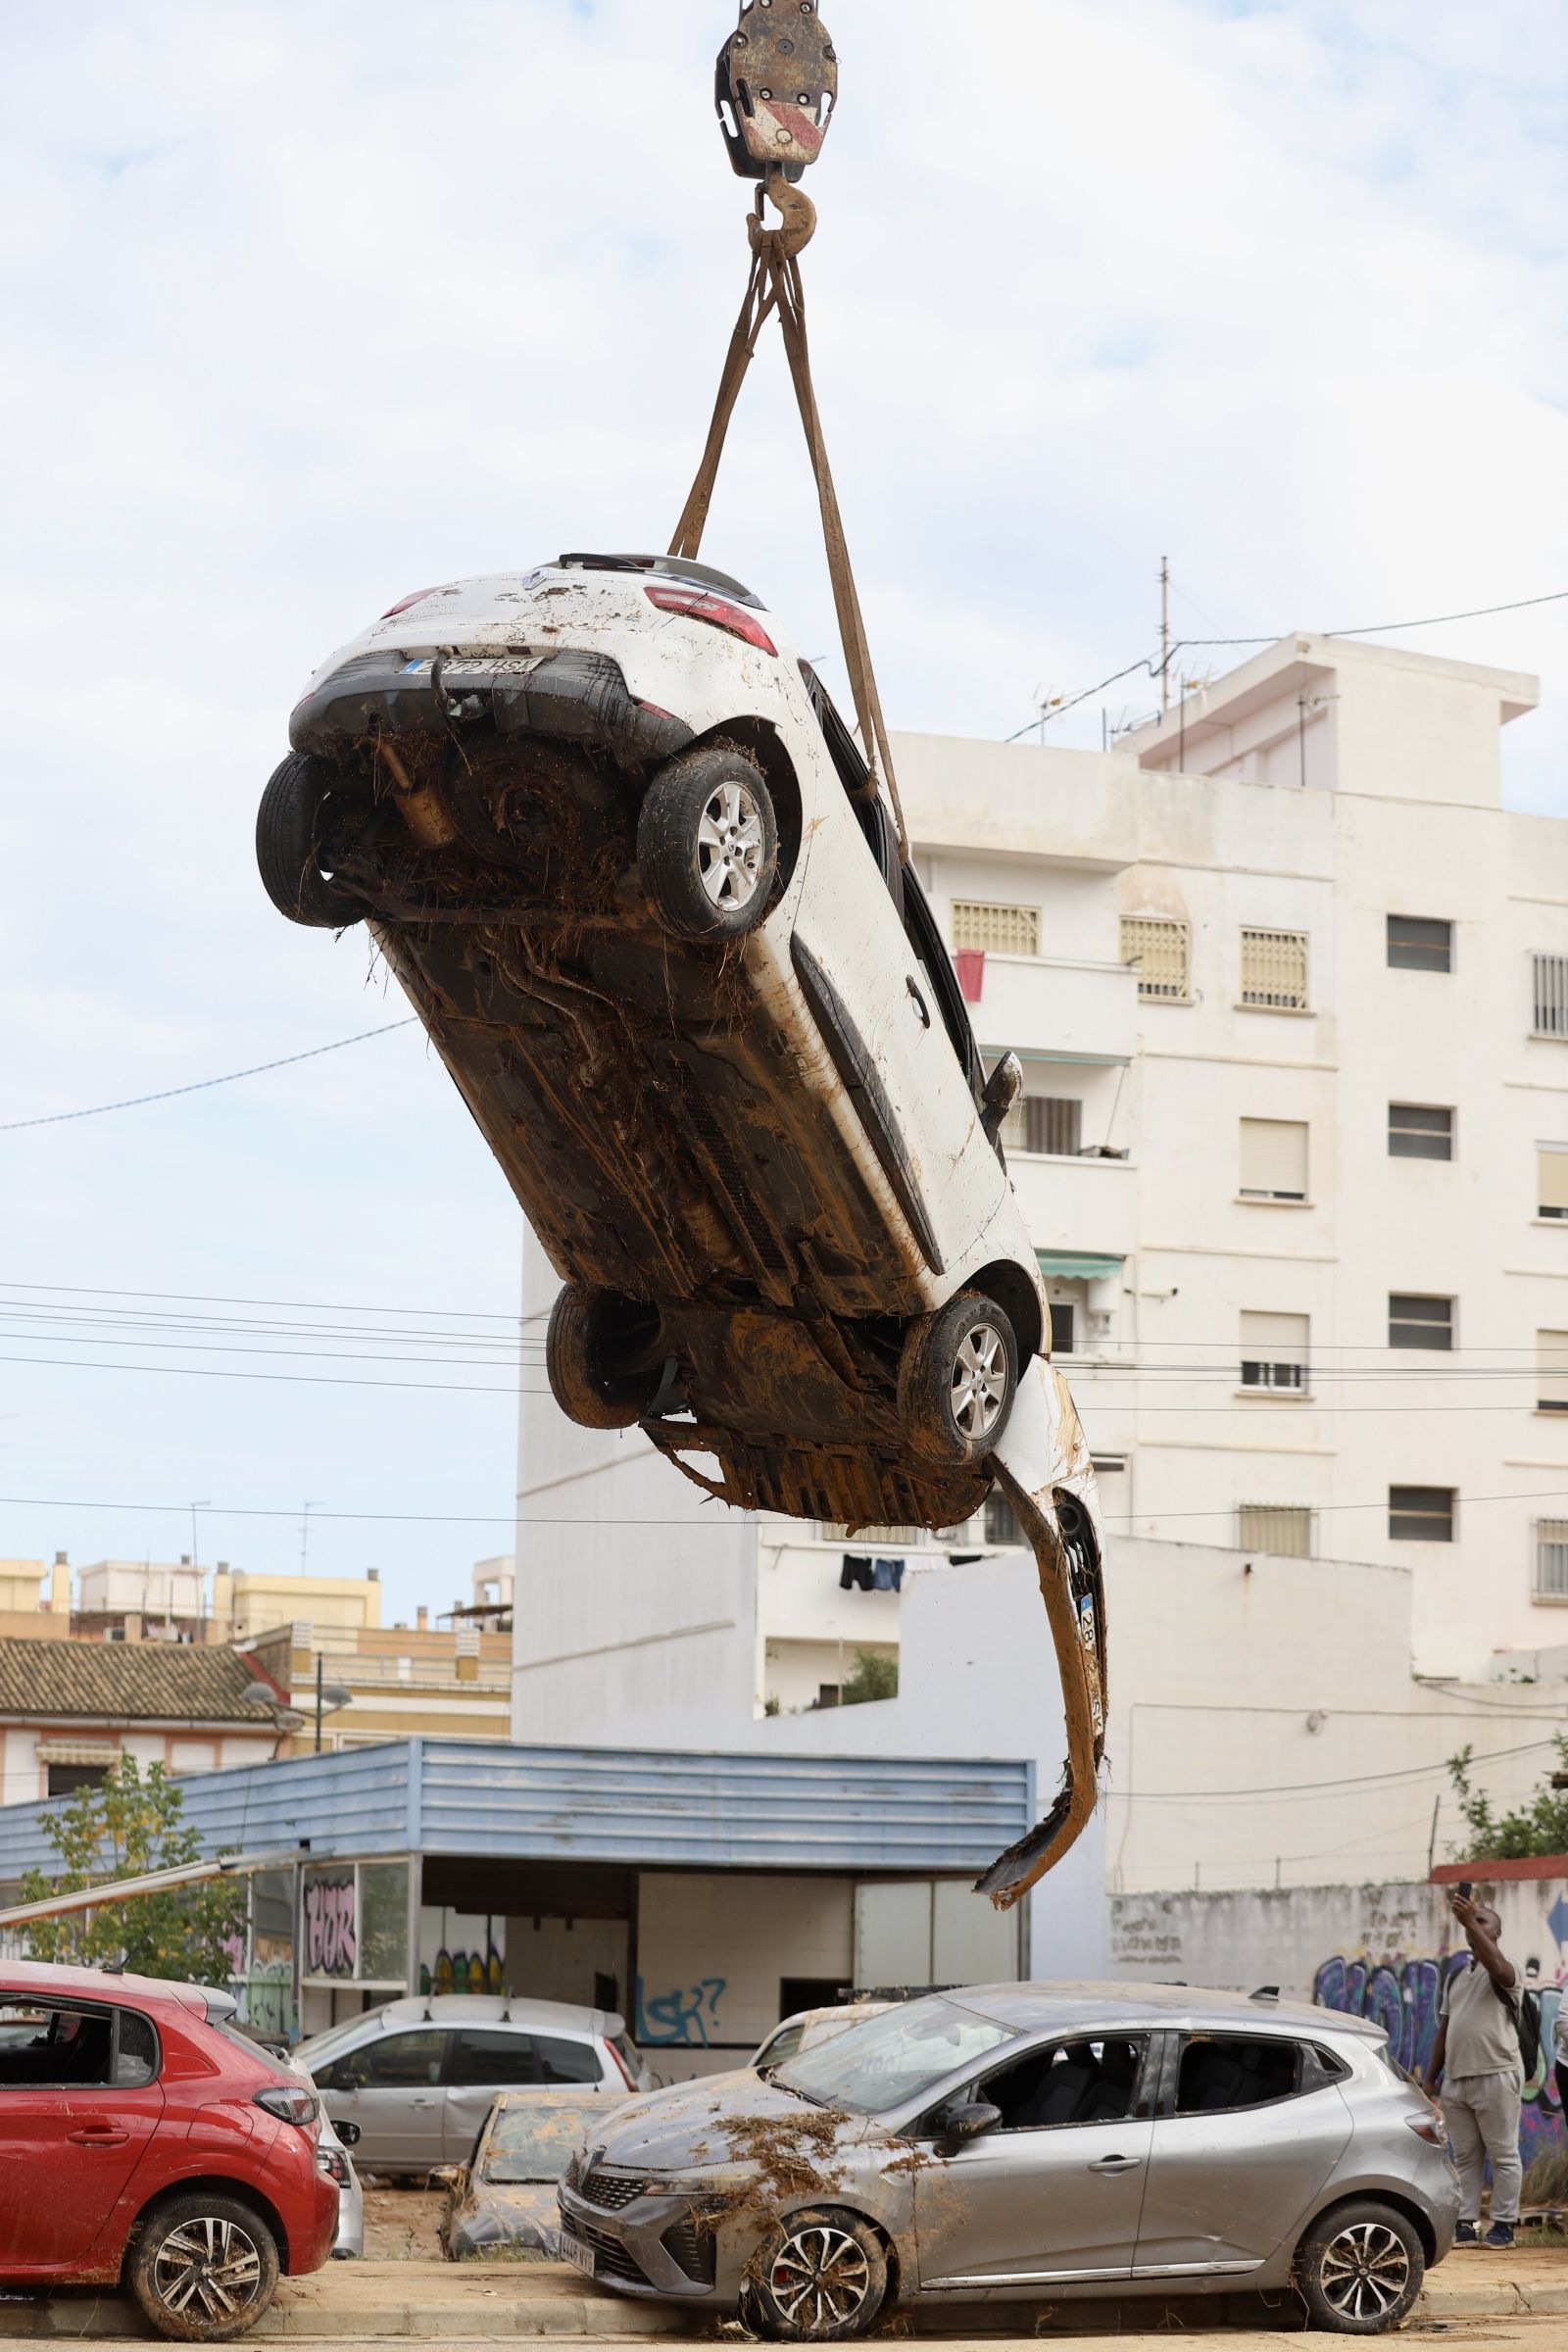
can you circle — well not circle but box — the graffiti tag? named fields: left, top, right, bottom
left=635, top=1977, right=726, bottom=2047
left=304, top=1875, right=358, bottom=1979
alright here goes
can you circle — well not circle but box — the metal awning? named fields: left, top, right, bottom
left=1036, top=1251, right=1125, bottom=1283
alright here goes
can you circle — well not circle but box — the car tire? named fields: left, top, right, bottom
left=545, top=1285, right=662, bottom=1430
left=126, top=2191, right=280, bottom=2343
left=257, top=753, right=361, bottom=928
left=898, top=1291, right=1019, bottom=1467
left=636, top=746, right=778, bottom=940
left=1296, top=2200, right=1425, bottom=2333
left=743, top=2206, right=889, bottom=2342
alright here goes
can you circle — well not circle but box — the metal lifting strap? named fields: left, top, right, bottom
left=670, top=170, right=910, bottom=863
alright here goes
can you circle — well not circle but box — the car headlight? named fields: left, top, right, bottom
left=653, top=2169, right=753, bottom=2196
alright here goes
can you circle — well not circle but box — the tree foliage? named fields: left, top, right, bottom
left=1446, top=1736, right=1568, bottom=1862
left=19, top=1756, right=246, bottom=1985
left=841, top=1648, right=899, bottom=1706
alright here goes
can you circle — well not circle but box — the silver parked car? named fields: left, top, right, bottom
left=297, top=1995, right=649, bottom=2176
left=558, top=1984, right=1457, bottom=2339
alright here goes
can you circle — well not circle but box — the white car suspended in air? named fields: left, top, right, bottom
left=258, top=552, right=1105, bottom=1901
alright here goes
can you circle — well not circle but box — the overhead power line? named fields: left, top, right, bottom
left=0, top=1020, right=419, bottom=1132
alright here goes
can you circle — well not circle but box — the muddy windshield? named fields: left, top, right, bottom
left=777, top=1997, right=1013, bottom=2114
left=482, top=2099, right=611, bottom=2184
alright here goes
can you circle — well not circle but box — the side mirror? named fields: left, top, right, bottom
left=334, top=2119, right=362, bottom=2148
left=426, top=2165, right=461, bottom=2192
left=328, top=2058, right=359, bottom=2092
left=981, top=1053, right=1024, bottom=1143
left=937, top=2098, right=1002, bottom=2154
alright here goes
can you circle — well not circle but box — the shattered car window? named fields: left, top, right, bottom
left=777, top=1996, right=1013, bottom=2114
left=482, top=2098, right=614, bottom=2184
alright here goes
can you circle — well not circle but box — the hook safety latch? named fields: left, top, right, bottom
left=715, top=0, right=838, bottom=184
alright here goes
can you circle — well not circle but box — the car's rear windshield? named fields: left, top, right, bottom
left=483, top=2099, right=615, bottom=2184
left=777, top=1996, right=1013, bottom=2114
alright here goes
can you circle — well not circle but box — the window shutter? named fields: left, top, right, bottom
left=1238, top=1504, right=1311, bottom=1557
left=951, top=902, right=1040, bottom=957
left=1534, top=955, right=1568, bottom=1039
left=1540, top=1150, right=1568, bottom=1217
left=1538, top=1521, right=1568, bottom=1599
left=1539, top=1332, right=1568, bottom=1413
left=1239, top=1118, right=1308, bottom=1199
left=1240, top=1312, right=1309, bottom=1357
left=1121, top=916, right=1191, bottom=1001
left=1240, top=929, right=1309, bottom=1009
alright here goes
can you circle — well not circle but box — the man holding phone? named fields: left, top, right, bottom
left=1423, top=1885, right=1525, bottom=2247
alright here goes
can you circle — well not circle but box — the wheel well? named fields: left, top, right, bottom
left=972, top=1261, right=1043, bottom=1368
left=124, top=2177, right=291, bottom=2279
left=1299, top=2189, right=1436, bottom=2270
left=689, top=715, right=804, bottom=891
left=791, top=2204, right=903, bottom=2304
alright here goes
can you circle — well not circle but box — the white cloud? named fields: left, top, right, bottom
left=0, top=0, right=1562, bottom=1614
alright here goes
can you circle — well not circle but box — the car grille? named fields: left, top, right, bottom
left=662, top=2218, right=716, bottom=2286
left=576, top=2220, right=650, bottom=2287
left=581, top=2167, right=648, bottom=2211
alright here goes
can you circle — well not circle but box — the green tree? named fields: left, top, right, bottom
left=841, top=1648, right=899, bottom=1706
left=19, top=1756, right=246, bottom=1984
left=1446, top=1735, right=1568, bottom=1861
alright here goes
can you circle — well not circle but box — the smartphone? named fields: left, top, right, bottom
left=1455, top=1881, right=1474, bottom=1903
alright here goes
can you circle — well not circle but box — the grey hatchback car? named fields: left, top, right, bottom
left=557, top=1984, right=1456, bottom=2340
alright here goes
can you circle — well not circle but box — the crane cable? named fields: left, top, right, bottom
left=669, top=172, right=910, bottom=863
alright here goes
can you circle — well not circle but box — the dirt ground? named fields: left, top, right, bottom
left=361, top=2183, right=447, bottom=2262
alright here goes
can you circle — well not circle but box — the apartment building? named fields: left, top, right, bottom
left=514, top=629, right=1566, bottom=1736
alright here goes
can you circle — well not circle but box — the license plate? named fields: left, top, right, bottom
left=562, top=2233, right=596, bottom=2278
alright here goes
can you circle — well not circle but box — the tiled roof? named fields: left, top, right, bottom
left=0, top=1640, right=277, bottom=1725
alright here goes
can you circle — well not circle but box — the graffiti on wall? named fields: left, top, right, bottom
left=1315, top=1950, right=1565, bottom=2166
left=420, top=1946, right=505, bottom=1998
left=304, top=1872, right=358, bottom=1979
left=636, top=1977, right=727, bottom=2046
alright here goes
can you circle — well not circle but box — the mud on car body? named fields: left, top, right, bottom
left=260, top=552, right=1108, bottom=1899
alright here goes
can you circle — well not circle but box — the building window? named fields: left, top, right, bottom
left=1002, top=1095, right=1083, bottom=1157
left=1389, top=1103, right=1454, bottom=1161
left=45, top=1763, right=111, bottom=1797
left=1240, top=1311, right=1309, bottom=1392
left=1390, top=1295, right=1453, bottom=1351
left=1539, top=1331, right=1568, bottom=1414
left=1239, top=1118, right=1308, bottom=1201
left=985, top=1494, right=1023, bottom=1547
left=1241, top=928, right=1309, bottom=1010
left=1238, top=1505, right=1312, bottom=1557
left=1534, top=956, right=1568, bottom=1040
left=1049, top=1301, right=1076, bottom=1354
left=1542, top=1149, right=1568, bottom=1221
left=951, top=900, right=1040, bottom=957
left=1537, top=1521, right=1568, bottom=1601
left=1121, top=915, right=1191, bottom=1002
left=1390, top=1486, right=1454, bottom=1543
left=819, top=1523, right=924, bottom=1546
left=1388, top=915, right=1452, bottom=973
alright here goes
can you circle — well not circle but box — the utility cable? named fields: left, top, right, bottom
left=0, top=1021, right=419, bottom=1132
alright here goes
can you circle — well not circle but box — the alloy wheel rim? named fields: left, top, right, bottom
left=152, top=2215, right=265, bottom=2324
left=951, top=1321, right=1008, bottom=1440
left=697, top=781, right=766, bottom=911
left=1319, top=2221, right=1410, bottom=2322
left=769, top=2223, right=871, bottom=2333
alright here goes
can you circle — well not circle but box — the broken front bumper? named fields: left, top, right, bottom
left=289, top=647, right=695, bottom=766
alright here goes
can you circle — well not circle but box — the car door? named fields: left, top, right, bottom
left=0, top=1996, right=166, bottom=2272
left=911, top=2034, right=1155, bottom=2288
left=442, top=2027, right=605, bottom=2161
left=320, top=2027, right=448, bottom=2174
left=1131, top=2033, right=1352, bottom=2277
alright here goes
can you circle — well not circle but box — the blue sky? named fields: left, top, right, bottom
left=0, top=0, right=1563, bottom=1629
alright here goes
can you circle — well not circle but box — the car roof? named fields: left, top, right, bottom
left=552, top=551, right=765, bottom=610
left=771, top=2001, right=891, bottom=2035
left=943, top=1980, right=1381, bottom=2041
left=0, top=1957, right=208, bottom=2015
left=489, top=2087, right=631, bottom=2114
left=324, top=1993, right=615, bottom=2036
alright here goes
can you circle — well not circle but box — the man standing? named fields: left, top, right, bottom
left=1423, top=1891, right=1525, bottom=2247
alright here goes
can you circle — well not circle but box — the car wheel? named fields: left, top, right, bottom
left=126, top=2192, right=279, bottom=2343
left=256, top=753, right=361, bottom=928
left=545, top=1285, right=662, bottom=1430
left=744, top=2207, right=889, bottom=2342
left=1297, top=2200, right=1424, bottom=2333
left=898, top=1291, right=1018, bottom=1467
left=636, top=746, right=778, bottom=940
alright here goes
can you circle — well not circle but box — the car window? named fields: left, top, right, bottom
left=757, top=2023, right=806, bottom=2072
left=534, top=2034, right=602, bottom=2085
left=450, top=2030, right=543, bottom=2088
left=1175, top=2034, right=1301, bottom=2114
left=112, top=2010, right=158, bottom=2086
left=0, top=2000, right=117, bottom=2088
left=334, top=2029, right=447, bottom=2090
left=779, top=1994, right=1013, bottom=2113
left=483, top=2098, right=612, bottom=2183
left=977, top=2036, right=1148, bottom=2132
left=902, top=868, right=982, bottom=1095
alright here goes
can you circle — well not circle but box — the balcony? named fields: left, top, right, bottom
left=967, top=956, right=1139, bottom=1069
left=1009, top=1150, right=1139, bottom=1262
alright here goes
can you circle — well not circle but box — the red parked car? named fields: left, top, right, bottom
left=0, top=1961, right=337, bottom=2340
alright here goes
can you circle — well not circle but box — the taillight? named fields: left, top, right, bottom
left=1406, top=2113, right=1446, bottom=2145
left=316, top=2143, right=350, bottom=2185
left=381, top=587, right=437, bottom=618
left=645, top=584, right=777, bottom=657
left=606, top=2039, right=637, bottom=2089
left=255, top=2083, right=319, bottom=2131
